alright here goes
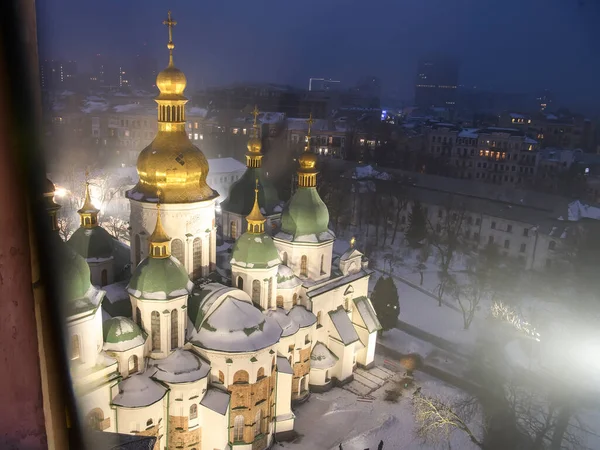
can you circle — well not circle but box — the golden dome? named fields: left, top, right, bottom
left=156, top=65, right=187, bottom=97
left=134, top=132, right=216, bottom=203
left=298, top=151, right=318, bottom=171
left=247, top=136, right=262, bottom=154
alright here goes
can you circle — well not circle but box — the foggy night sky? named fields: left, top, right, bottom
left=37, top=0, right=600, bottom=108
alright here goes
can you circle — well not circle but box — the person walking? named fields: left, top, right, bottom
left=378, top=440, right=384, bottom=450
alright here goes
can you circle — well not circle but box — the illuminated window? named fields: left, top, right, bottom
left=194, top=133, right=198, bottom=140
left=194, top=122, right=198, bottom=129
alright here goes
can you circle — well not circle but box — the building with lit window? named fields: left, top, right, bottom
left=414, top=57, right=459, bottom=111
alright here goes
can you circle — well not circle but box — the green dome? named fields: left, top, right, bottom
left=220, top=167, right=280, bottom=216
left=128, top=256, right=192, bottom=300
left=280, top=187, right=330, bottom=239
left=49, top=233, right=97, bottom=315
left=231, top=232, right=281, bottom=269
left=67, top=226, right=115, bottom=260
left=103, top=316, right=145, bottom=348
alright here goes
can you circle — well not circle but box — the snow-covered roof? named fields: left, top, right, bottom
left=208, top=157, right=246, bottom=174
left=276, top=355, right=293, bottom=374
left=328, top=307, right=360, bottom=345
left=286, top=117, right=347, bottom=133
left=353, top=296, right=382, bottom=333
left=277, top=265, right=302, bottom=289
left=524, top=137, right=538, bottom=145
left=458, top=128, right=479, bottom=138
left=113, top=103, right=144, bottom=114
left=306, top=268, right=371, bottom=299
left=258, top=112, right=285, bottom=124
left=103, top=280, right=130, bottom=304
left=566, top=200, right=600, bottom=221
left=103, top=317, right=146, bottom=352
left=310, top=342, right=338, bottom=370
left=112, top=369, right=167, bottom=408
left=200, top=387, right=230, bottom=415
left=188, top=106, right=208, bottom=118
left=81, top=100, right=109, bottom=114
left=340, top=248, right=362, bottom=262
left=275, top=230, right=336, bottom=244
left=150, top=349, right=210, bottom=384
left=352, top=165, right=392, bottom=181
left=509, top=113, right=527, bottom=119
left=190, top=294, right=282, bottom=353
left=266, top=308, right=300, bottom=337
left=287, top=305, right=317, bottom=328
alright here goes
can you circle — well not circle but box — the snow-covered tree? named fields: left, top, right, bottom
left=412, top=390, right=484, bottom=448
left=57, top=214, right=77, bottom=241
left=371, top=275, right=400, bottom=332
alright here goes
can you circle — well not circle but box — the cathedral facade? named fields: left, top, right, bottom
left=59, top=12, right=380, bottom=450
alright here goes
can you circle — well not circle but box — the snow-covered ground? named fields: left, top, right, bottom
left=274, top=356, right=482, bottom=450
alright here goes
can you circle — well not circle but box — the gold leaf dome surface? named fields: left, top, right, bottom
left=156, top=65, right=187, bottom=97
left=298, top=151, right=318, bottom=171
left=134, top=132, right=216, bottom=203
left=247, top=137, right=262, bottom=154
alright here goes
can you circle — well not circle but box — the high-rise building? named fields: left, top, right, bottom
left=91, top=54, right=121, bottom=88
left=414, top=56, right=459, bottom=110
left=133, top=46, right=158, bottom=91
left=39, top=59, right=77, bottom=90
left=308, top=78, right=341, bottom=92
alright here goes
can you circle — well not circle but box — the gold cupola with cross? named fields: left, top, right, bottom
left=131, top=11, right=216, bottom=204
left=246, top=179, right=266, bottom=234
left=78, top=175, right=100, bottom=228
left=246, top=105, right=264, bottom=168
left=297, top=113, right=319, bottom=187
left=148, top=190, right=171, bottom=259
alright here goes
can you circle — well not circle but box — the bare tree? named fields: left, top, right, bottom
left=57, top=214, right=77, bottom=241
left=101, top=216, right=130, bottom=242
left=427, top=198, right=467, bottom=307
left=412, top=390, right=484, bottom=448
left=451, top=273, right=489, bottom=330
left=416, top=243, right=431, bottom=286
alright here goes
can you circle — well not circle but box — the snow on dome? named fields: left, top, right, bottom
left=151, top=349, right=210, bottom=383
left=287, top=305, right=317, bottom=328
left=103, top=316, right=146, bottom=352
left=310, top=342, right=338, bottom=369
left=112, top=369, right=167, bottom=408
left=277, top=265, right=302, bottom=289
left=191, top=295, right=282, bottom=352
left=266, top=308, right=300, bottom=337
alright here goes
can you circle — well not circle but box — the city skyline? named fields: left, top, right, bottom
left=38, top=0, right=600, bottom=109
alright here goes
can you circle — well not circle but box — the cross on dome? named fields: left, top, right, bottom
left=163, top=11, right=177, bottom=58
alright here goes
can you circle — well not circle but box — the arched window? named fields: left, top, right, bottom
left=268, top=278, right=273, bottom=307
left=84, top=217, right=91, bottom=226
left=86, top=408, right=104, bottom=431
left=252, top=280, right=261, bottom=304
left=276, top=295, right=284, bottom=308
left=151, top=311, right=160, bottom=351
left=233, top=370, right=249, bottom=384
left=300, top=255, right=308, bottom=277
left=254, top=410, right=263, bottom=436
left=233, top=416, right=244, bottom=442
left=189, top=404, right=198, bottom=420
left=146, top=418, right=153, bottom=427
left=128, top=355, right=138, bottom=374
left=320, top=254, right=325, bottom=274
left=136, top=307, right=142, bottom=329
left=325, top=370, right=330, bottom=382
left=71, top=335, right=81, bottom=360
left=237, top=276, right=244, bottom=290
left=171, top=239, right=184, bottom=264
left=300, top=376, right=307, bottom=393
left=170, top=309, right=178, bottom=350
left=218, top=370, right=225, bottom=384
left=193, top=237, right=202, bottom=279
left=345, top=297, right=351, bottom=311
left=293, top=293, right=298, bottom=306
left=101, top=269, right=108, bottom=286
left=257, top=367, right=265, bottom=380
left=230, top=221, right=237, bottom=239
left=549, top=240, right=556, bottom=250
left=282, top=252, right=288, bottom=265
left=134, top=234, right=141, bottom=266
left=317, top=311, right=322, bottom=327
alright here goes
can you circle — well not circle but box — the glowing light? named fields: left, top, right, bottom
left=54, top=186, right=67, bottom=197
left=350, top=236, right=356, bottom=248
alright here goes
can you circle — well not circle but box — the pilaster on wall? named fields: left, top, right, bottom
left=168, top=415, right=201, bottom=450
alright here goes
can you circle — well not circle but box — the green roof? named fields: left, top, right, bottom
left=220, top=167, right=280, bottom=216
left=231, top=232, right=280, bottom=269
left=103, top=317, right=145, bottom=344
left=67, top=226, right=115, bottom=260
left=280, top=187, right=330, bottom=238
left=128, top=256, right=191, bottom=300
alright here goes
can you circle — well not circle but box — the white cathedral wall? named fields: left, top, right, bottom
left=129, top=199, right=217, bottom=278
left=275, top=284, right=302, bottom=311
left=231, top=266, right=278, bottom=310
left=195, top=346, right=275, bottom=387
left=68, top=306, right=104, bottom=370
left=199, top=406, right=229, bottom=450
left=274, top=370, right=293, bottom=431
left=116, top=399, right=166, bottom=444
left=327, top=338, right=355, bottom=382
left=130, top=295, right=188, bottom=359
left=166, top=377, right=208, bottom=430
left=105, top=343, right=146, bottom=379
left=274, top=239, right=333, bottom=282
left=76, top=381, right=117, bottom=433
left=88, top=257, right=114, bottom=287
